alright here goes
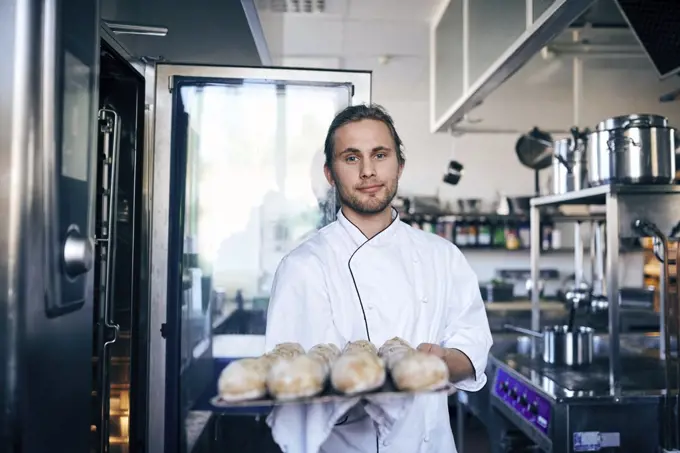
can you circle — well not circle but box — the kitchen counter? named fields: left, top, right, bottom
left=484, top=300, right=568, bottom=333
left=484, top=300, right=565, bottom=312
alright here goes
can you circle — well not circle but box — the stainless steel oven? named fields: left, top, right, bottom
left=1, top=0, right=99, bottom=451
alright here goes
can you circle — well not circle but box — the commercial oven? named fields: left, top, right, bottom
left=0, top=1, right=372, bottom=452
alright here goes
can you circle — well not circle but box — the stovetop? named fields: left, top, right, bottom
left=490, top=336, right=679, bottom=401
left=505, top=353, right=674, bottom=396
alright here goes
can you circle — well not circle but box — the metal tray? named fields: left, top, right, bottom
left=190, top=357, right=456, bottom=415
left=208, top=381, right=457, bottom=409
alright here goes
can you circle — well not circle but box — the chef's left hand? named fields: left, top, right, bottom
left=417, top=342, right=448, bottom=359
left=418, top=343, right=475, bottom=382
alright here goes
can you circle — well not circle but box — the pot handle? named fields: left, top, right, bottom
left=504, top=324, right=543, bottom=338
left=622, top=117, right=653, bottom=129
left=607, top=135, right=639, bottom=153
left=554, top=152, right=572, bottom=171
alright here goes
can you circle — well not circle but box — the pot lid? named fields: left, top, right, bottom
left=596, top=113, right=669, bottom=131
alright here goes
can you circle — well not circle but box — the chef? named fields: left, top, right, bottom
left=264, top=103, right=493, bottom=453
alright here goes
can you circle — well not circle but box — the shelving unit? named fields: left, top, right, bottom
left=529, top=184, right=680, bottom=393
left=401, top=210, right=642, bottom=253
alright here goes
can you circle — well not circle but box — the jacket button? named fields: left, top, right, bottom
left=421, top=297, right=428, bottom=303
left=423, top=435, right=430, bottom=443
left=383, top=440, right=390, bottom=447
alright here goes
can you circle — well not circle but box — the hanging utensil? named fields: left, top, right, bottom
left=515, top=127, right=555, bottom=170
left=442, top=160, right=464, bottom=186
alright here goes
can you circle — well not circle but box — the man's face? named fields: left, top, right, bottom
left=324, top=119, right=403, bottom=215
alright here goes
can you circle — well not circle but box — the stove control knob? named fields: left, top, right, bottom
left=520, top=394, right=528, bottom=406
left=529, top=402, right=539, bottom=415
left=509, top=388, right=518, bottom=399
left=500, top=381, right=509, bottom=393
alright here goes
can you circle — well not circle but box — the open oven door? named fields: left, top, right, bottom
left=145, top=64, right=371, bottom=453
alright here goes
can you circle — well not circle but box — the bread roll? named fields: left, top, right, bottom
left=378, top=337, right=415, bottom=368
left=267, top=355, right=327, bottom=400
left=390, top=351, right=450, bottom=392
left=216, top=342, right=305, bottom=402
left=267, top=342, right=305, bottom=360
left=266, top=343, right=341, bottom=401
left=308, top=343, right=341, bottom=371
left=217, top=357, right=270, bottom=401
left=331, top=341, right=385, bottom=395
left=342, top=339, right=378, bottom=355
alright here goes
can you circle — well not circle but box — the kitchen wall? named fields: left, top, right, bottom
left=382, top=53, right=680, bottom=288
left=256, top=4, right=680, bottom=293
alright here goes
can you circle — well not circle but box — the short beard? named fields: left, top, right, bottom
left=331, top=172, right=398, bottom=215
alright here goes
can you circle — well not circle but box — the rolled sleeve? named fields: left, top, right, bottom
left=441, top=247, right=493, bottom=392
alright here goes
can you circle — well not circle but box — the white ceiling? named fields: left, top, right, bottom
left=257, top=0, right=445, bottom=101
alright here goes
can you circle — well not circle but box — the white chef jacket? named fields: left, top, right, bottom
left=265, top=208, right=493, bottom=453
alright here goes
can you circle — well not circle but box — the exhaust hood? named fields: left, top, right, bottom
left=615, top=0, right=680, bottom=79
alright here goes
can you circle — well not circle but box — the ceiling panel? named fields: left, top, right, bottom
left=345, top=55, right=428, bottom=101
left=278, top=56, right=343, bottom=69
left=342, top=21, right=428, bottom=56
left=346, top=0, right=444, bottom=22
left=277, top=15, right=345, bottom=54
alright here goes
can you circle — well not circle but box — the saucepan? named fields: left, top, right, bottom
left=504, top=324, right=594, bottom=366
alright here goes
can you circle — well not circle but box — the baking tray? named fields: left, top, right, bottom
left=191, top=357, right=456, bottom=415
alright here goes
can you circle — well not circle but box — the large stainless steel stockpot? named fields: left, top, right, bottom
left=504, top=324, right=594, bottom=366
left=587, top=113, right=677, bottom=186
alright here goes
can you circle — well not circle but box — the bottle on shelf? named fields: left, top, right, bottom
left=477, top=217, right=492, bottom=248
left=492, top=218, right=506, bottom=249
left=518, top=220, right=530, bottom=249
left=421, top=215, right=434, bottom=234
left=468, top=217, right=479, bottom=248
left=505, top=219, right=520, bottom=250
left=455, top=217, right=468, bottom=247
left=541, top=220, right=554, bottom=251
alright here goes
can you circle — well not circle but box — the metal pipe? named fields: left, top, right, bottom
left=547, top=42, right=644, bottom=54
left=549, top=51, right=646, bottom=60
left=525, top=0, right=534, bottom=29
left=572, top=30, right=582, bottom=127
left=589, top=221, right=597, bottom=293
left=103, top=20, right=168, bottom=36
left=530, top=205, right=541, bottom=360
left=450, top=126, right=570, bottom=135
left=574, top=221, right=584, bottom=285
left=462, top=0, right=469, bottom=91
left=596, top=221, right=606, bottom=295
left=605, top=194, right=621, bottom=394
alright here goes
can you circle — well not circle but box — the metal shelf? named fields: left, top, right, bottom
left=529, top=182, right=680, bottom=394
left=531, top=184, right=680, bottom=207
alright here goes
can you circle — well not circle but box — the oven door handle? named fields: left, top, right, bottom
left=41, top=0, right=94, bottom=318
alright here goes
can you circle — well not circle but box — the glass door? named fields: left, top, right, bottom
left=147, top=64, right=371, bottom=453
